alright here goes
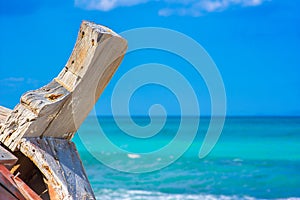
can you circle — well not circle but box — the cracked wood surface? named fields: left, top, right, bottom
left=0, top=106, right=11, bottom=126
left=19, top=138, right=94, bottom=200
left=0, top=21, right=127, bottom=199
left=0, top=21, right=127, bottom=151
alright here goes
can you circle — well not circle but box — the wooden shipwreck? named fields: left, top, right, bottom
left=0, top=21, right=127, bottom=199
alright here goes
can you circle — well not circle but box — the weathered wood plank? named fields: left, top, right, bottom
left=0, top=21, right=126, bottom=199
left=19, top=137, right=95, bottom=200
left=0, top=106, right=11, bottom=126
left=0, top=145, right=18, bottom=167
left=0, top=164, right=42, bottom=200
left=0, top=21, right=127, bottom=150
left=0, top=81, right=70, bottom=150
left=10, top=151, right=50, bottom=199
left=0, top=185, right=17, bottom=200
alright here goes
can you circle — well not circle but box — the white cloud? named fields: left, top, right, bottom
left=3, top=77, right=25, bottom=82
left=75, top=0, right=270, bottom=16
left=0, top=77, right=24, bottom=88
left=158, top=7, right=202, bottom=17
left=0, top=77, right=40, bottom=88
left=75, top=0, right=149, bottom=11
left=159, top=0, right=268, bottom=16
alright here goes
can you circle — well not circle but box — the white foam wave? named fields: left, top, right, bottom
left=127, top=154, right=141, bottom=159
left=94, top=189, right=270, bottom=200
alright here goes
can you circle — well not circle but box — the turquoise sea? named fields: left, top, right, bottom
left=73, top=117, right=300, bottom=200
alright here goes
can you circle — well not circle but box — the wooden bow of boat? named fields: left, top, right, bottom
left=0, top=21, right=127, bottom=199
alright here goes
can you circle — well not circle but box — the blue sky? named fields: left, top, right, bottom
left=0, top=0, right=299, bottom=116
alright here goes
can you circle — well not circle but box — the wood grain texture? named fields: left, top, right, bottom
left=0, top=145, right=18, bottom=167
left=0, top=21, right=127, bottom=150
left=19, top=137, right=95, bottom=200
left=0, top=21, right=127, bottom=199
left=0, top=164, right=42, bottom=200
left=0, top=106, right=11, bottom=126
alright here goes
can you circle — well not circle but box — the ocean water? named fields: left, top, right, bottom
left=72, top=117, right=300, bottom=200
